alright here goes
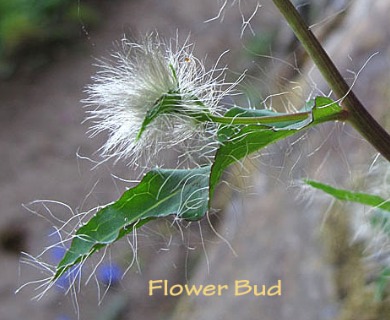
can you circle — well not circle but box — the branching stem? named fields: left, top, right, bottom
left=272, top=0, right=390, bottom=161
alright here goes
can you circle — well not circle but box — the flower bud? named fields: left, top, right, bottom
left=84, top=34, right=234, bottom=167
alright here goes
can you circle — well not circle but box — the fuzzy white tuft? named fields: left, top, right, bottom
left=84, top=34, right=236, bottom=167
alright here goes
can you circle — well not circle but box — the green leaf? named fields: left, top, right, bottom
left=305, top=180, right=390, bottom=212
left=54, top=166, right=211, bottom=280
left=53, top=96, right=343, bottom=282
left=306, top=178, right=390, bottom=302
left=210, top=97, right=343, bottom=197
left=211, top=128, right=296, bottom=197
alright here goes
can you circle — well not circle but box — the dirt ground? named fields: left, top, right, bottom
left=1, top=1, right=389, bottom=319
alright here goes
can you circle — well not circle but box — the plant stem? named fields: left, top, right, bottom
left=208, top=111, right=310, bottom=125
left=272, top=0, right=390, bottom=161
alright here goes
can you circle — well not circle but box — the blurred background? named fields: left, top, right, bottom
left=1, top=0, right=390, bottom=319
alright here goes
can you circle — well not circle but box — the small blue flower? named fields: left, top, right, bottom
left=51, top=245, right=66, bottom=263
left=97, top=262, right=123, bottom=286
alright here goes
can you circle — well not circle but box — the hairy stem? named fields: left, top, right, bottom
left=272, top=0, right=390, bottom=161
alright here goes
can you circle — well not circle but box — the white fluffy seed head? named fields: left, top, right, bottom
left=84, top=34, right=235, bottom=167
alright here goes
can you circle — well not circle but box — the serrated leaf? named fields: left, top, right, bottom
left=54, top=166, right=210, bottom=280
left=305, top=180, right=390, bottom=212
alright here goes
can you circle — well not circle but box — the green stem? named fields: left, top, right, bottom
left=208, top=111, right=310, bottom=125
left=191, top=96, right=313, bottom=125
left=272, top=0, right=390, bottom=161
